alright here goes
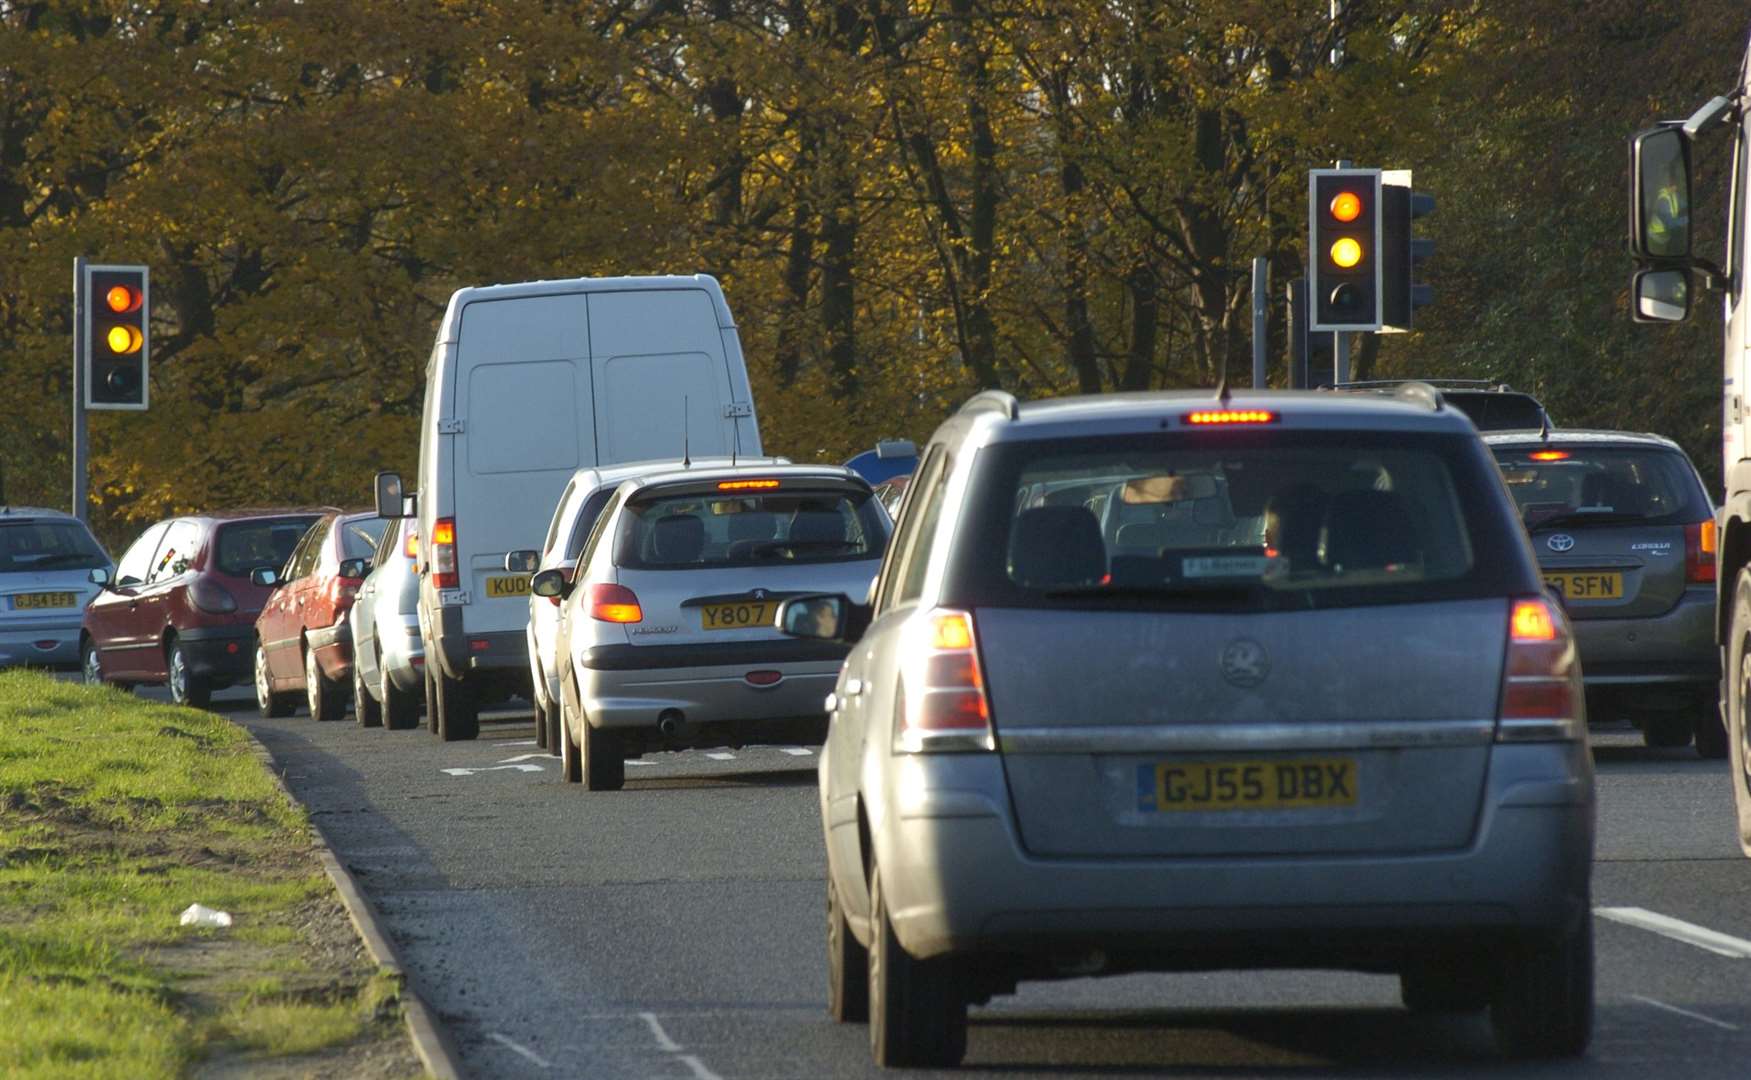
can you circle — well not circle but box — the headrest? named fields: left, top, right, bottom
left=652, top=514, right=705, bottom=563
left=1009, top=506, right=1105, bottom=588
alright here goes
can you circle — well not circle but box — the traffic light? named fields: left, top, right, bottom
left=1309, top=168, right=1381, bottom=332
left=1381, top=170, right=1435, bottom=332
left=81, top=264, right=149, bottom=411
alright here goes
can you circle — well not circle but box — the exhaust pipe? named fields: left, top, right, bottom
left=657, top=709, right=685, bottom=739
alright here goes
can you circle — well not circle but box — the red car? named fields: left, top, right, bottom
left=252, top=509, right=390, bottom=721
left=81, top=510, right=324, bottom=707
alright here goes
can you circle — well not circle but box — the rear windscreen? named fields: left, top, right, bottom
left=617, top=487, right=887, bottom=569
left=214, top=517, right=318, bottom=577
left=949, top=430, right=1533, bottom=612
left=1442, top=392, right=1546, bottom=431
left=0, top=521, right=108, bottom=573
left=1491, top=445, right=1711, bottom=529
left=339, top=517, right=391, bottom=562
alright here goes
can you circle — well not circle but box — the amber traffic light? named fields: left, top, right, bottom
left=1309, top=169, right=1381, bottom=331
left=81, top=265, right=149, bottom=410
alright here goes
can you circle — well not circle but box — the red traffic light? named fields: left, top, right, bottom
left=1329, top=191, right=1363, bottom=223
left=105, top=284, right=142, bottom=314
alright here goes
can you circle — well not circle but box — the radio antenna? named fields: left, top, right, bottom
left=682, top=397, right=691, bottom=468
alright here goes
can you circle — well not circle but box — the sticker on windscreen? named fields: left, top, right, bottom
left=1181, top=555, right=1269, bottom=579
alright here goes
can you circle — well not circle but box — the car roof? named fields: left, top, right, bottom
left=173, top=508, right=334, bottom=525
left=435, top=274, right=734, bottom=343
left=620, top=462, right=870, bottom=494
left=566, top=456, right=788, bottom=490
left=1482, top=429, right=1686, bottom=453
left=0, top=506, right=87, bottom=524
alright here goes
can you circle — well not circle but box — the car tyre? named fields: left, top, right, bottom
left=382, top=668, right=421, bottom=731
left=581, top=715, right=624, bottom=791
left=827, top=875, right=870, bottom=1023
left=353, top=657, right=383, bottom=728
left=255, top=643, right=293, bottom=718
left=532, top=666, right=550, bottom=750
left=424, top=663, right=439, bottom=734
left=1642, top=710, right=1693, bottom=749
left=559, top=692, right=583, bottom=784
left=435, top=670, right=480, bottom=742
left=166, top=638, right=213, bottom=709
left=1725, top=571, right=1751, bottom=856
left=305, top=645, right=343, bottom=723
left=868, top=867, right=967, bottom=1067
left=81, top=637, right=105, bottom=688
left=1695, top=689, right=1729, bottom=760
left=1400, top=957, right=1490, bottom=1013
left=1490, top=914, right=1593, bottom=1059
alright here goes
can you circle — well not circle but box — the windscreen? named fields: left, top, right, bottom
left=339, top=516, right=392, bottom=562
left=951, top=430, right=1530, bottom=612
left=617, top=487, right=886, bottom=569
left=1491, top=445, right=1711, bottom=529
left=0, top=521, right=108, bottom=573
left=214, top=517, right=319, bottom=577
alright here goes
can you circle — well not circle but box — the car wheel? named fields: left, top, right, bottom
left=353, top=657, right=383, bottom=728
left=82, top=637, right=105, bottom=688
left=305, top=645, right=342, bottom=723
left=1694, top=688, right=1729, bottom=760
left=532, top=666, right=550, bottom=750
left=435, top=670, right=479, bottom=742
left=828, top=875, right=870, bottom=1023
left=166, top=638, right=213, bottom=709
left=581, top=715, right=625, bottom=791
left=868, top=867, right=967, bottom=1067
left=1490, top=913, right=1593, bottom=1059
left=1726, top=571, right=1751, bottom=856
left=255, top=643, right=292, bottom=718
left=424, top=663, right=439, bottom=734
left=1642, top=709, right=1693, bottom=749
left=382, top=668, right=421, bottom=731
left=1400, top=957, right=1490, bottom=1013
left=559, top=689, right=583, bottom=784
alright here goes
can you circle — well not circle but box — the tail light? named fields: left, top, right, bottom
left=1685, top=520, right=1716, bottom=584
left=1496, top=596, right=1583, bottom=742
left=431, top=517, right=458, bottom=589
left=589, top=583, right=642, bottom=623
left=187, top=577, right=237, bottom=614
left=895, top=609, right=995, bottom=753
left=404, top=527, right=419, bottom=560
left=327, top=575, right=359, bottom=608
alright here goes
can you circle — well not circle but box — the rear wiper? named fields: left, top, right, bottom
left=752, top=540, right=859, bottom=556
left=27, top=553, right=96, bottom=569
left=1527, top=510, right=1647, bottom=530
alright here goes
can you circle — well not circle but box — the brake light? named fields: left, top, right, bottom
left=187, top=577, right=237, bottom=614
left=431, top=517, right=458, bottom=589
left=1497, top=596, right=1581, bottom=742
left=1685, top=520, right=1716, bottom=584
left=404, top=527, right=418, bottom=559
left=896, top=609, right=995, bottom=753
left=1528, top=450, right=1570, bottom=462
left=1184, top=410, right=1277, bottom=425
left=589, top=583, right=643, bottom=623
left=717, top=479, right=781, bottom=491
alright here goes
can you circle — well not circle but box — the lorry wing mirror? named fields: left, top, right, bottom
left=1629, top=125, right=1692, bottom=261
left=374, top=471, right=407, bottom=519
left=1632, top=268, right=1692, bottom=323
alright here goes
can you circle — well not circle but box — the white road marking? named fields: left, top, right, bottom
left=487, top=1032, right=552, bottom=1068
left=497, top=753, right=550, bottom=763
left=625, top=759, right=655, bottom=767
left=1631, top=994, right=1741, bottom=1031
left=439, top=763, right=545, bottom=777
left=780, top=747, right=812, bottom=756
left=1595, top=906, right=1751, bottom=959
left=677, top=1055, right=725, bottom=1080
left=500, top=739, right=538, bottom=747
left=638, top=1011, right=681, bottom=1052
left=705, top=752, right=735, bottom=761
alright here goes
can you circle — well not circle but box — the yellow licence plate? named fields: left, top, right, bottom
left=1543, top=572, right=1623, bottom=600
left=484, top=575, right=531, bottom=599
left=700, top=601, right=776, bottom=631
left=1139, top=758, right=1358, bottom=812
left=11, top=592, right=78, bottom=610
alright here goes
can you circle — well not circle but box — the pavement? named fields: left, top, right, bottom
left=171, top=683, right=1751, bottom=1079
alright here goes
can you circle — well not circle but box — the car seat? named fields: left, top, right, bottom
left=725, top=511, right=778, bottom=559
left=652, top=514, right=706, bottom=563
left=1263, top=484, right=1329, bottom=572
left=1318, top=491, right=1421, bottom=575
left=1009, top=506, right=1105, bottom=588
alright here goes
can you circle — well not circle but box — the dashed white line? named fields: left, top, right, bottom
left=780, top=747, right=813, bottom=756
left=638, top=1011, right=681, bottom=1052
left=705, top=751, right=736, bottom=761
left=487, top=1031, right=552, bottom=1068
left=1631, top=994, right=1741, bottom=1031
left=1595, top=907, right=1751, bottom=959
left=677, top=1054, right=725, bottom=1080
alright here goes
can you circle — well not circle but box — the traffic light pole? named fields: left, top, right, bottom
left=71, top=255, right=88, bottom=523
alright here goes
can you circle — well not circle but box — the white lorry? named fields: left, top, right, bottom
left=376, top=275, right=763, bottom=740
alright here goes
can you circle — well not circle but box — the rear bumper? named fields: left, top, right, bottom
left=426, top=601, right=525, bottom=677
left=0, top=618, right=84, bottom=667
left=377, top=613, right=425, bottom=692
left=174, top=625, right=256, bottom=682
left=582, top=657, right=842, bottom=731
left=307, top=621, right=353, bottom=681
left=1572, top=586, right=1715, bottom=687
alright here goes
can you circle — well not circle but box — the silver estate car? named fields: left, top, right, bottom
left=536, top=464, right=889, bottom=790
left=349, top=516, right=425, bottom=730
left=0, top=507, right=112, bottom=669
left=779, top=387, right=1596, bottom=1067
left=1486, top=431, right=1720, bottom=755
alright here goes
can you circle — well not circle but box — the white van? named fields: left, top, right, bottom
left=376, top=275, right=763, bottom=740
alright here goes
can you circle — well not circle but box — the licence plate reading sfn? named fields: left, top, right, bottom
left=701, top=601, right=776, bottom=631
left=11, top=592, right=78, bottom=610
left=1543, top=572, right=1623, bottom=600
left=484, top=575, right=531, bottom=599
left=1138, top=758, right=1358, bottom=812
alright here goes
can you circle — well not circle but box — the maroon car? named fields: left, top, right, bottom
left=252, top=509, right=390, bottom=722
left=81, top=510, right=325, bottom=707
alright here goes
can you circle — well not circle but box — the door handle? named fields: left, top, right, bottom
left=843, top=678, right=865, bottom=697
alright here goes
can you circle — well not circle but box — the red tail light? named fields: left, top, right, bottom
left=187, top=577, right=237, bottom=614
left=404, top=527, right=419, bottom=560
left=896, top=609, right=995, bottom=753
left=1497, top=596, right=1582, bottom=742
left=589, top=583, right=643, bottom=623
left=1685, top=520, right=1716, bottom=584
left=431, top=517, right=458, bottom=589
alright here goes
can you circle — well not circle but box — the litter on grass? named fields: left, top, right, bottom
left=179, top=903, right=234, bottom=928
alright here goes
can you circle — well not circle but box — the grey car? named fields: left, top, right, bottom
left=349, top=516, right=425, bottom=730
left=0, top=507, right=112, bottom=669
left=779, top=387, right=1596, bottom=1067
left=1487, top=431, right=1720, bottom=755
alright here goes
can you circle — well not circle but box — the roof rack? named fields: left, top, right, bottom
left=1392, top=382, right=1443, bottom=412
left=1330, top=378, right=1515, bottom=391
left=960, top=389, right=1020, bottom=421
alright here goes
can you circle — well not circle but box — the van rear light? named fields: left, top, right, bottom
left=1685, top=520, right=1716, bottom=584
left=896, top=609, right=995, bottom=753
left=1497, top=596, right=1583, bottom=742
left=187, top=577, right=237, bottom=614
left=589, top=583, right=643, bottom=624
left=431, top=517, right=458, bottom=589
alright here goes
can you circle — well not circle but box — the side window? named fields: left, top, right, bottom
left=373, top=518, right=403, bottom=566
left=875, top=447, right=948, bottom=613
left=286, top=521, right=330, bottom=582
left=544, top=479, right=579, bottom=557
left=895, top=456, right=953, bottom=607
left=147, top=520, right=203, bottom=584
left=115, top=522, right=170, bottom=586
left=573, top=491, right=624, bottom=580
left=565, top=488, right=618, bottom=561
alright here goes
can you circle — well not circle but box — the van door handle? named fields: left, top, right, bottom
left=843, top=678, right=864, bottom=697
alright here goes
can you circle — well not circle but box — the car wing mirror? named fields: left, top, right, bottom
left=338, top=557, right=370, bottom=580
left=89, top=567, right=112, bottom=588
left=251, top=567, right=280, bottom=588
left=530, top=568, right=570, bottom=601
left=505, top=549, right=540, bottom=574
left=777, top=593, right=869, bottom=642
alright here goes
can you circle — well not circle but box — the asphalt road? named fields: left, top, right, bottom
left=175, top=682, right=1751, bottom=1079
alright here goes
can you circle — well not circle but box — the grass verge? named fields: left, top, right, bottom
left=0, top=670, right=421, bottom=1079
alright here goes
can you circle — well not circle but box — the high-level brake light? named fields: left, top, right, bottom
left=1184, top=410, right=1278, bottom=425
left=1528, top=450, right=1570, bottom=461
left=717, top=479, right=781, bottom=491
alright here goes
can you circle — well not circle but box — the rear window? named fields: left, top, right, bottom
left=616, top=487, right=887, bottom=570
left=213, top=517, right=319, bottom=578
left=338, top=517, right=391, bottom=562
left=1491, top=444, right=1711, bottom=529
left=0, top=520, right=108, bottom=573
left=1442, top=391, right=1547, bottom=431
left=948, top=430, right=1534, bottom=612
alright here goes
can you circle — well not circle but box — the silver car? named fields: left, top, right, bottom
left=0, top=507, right=112, bottom=669
left=349, top=516, right=425, bottom=729
left=537, top=464, right=889, bottom=790
left=1487, top=431, right=1720, bottom=754
left=780, top=387, right=1596, bottom=1066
